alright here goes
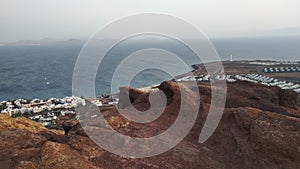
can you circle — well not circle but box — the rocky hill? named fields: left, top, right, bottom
left=0, top=81, right=299, bottom=169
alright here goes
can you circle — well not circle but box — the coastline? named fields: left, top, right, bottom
left=0, top=60, right=299, bottom=169
left=1, top=60, right=300, bottom=128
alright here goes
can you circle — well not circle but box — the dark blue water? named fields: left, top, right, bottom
left=0, top=36, right=299, bottom=100
left=0, top=45, right=80, bottom=100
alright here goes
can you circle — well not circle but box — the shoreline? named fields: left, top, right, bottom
left=1, top=59, right=300, bottom=128
left=0, top=59, right=299, bottom=102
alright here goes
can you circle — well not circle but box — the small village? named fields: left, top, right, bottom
left=1, top=63, right=299, bottom=128
left=0, top=95, right=118, bottom=128
left=176, top=65, right=300, bottom=94
left=177, top=73, right=300, bottom=94
left=263, top=66, right=300, bottom=73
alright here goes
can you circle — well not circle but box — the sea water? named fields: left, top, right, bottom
left=0, top=36, right=299, bottom=100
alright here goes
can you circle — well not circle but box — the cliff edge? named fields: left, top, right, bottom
left=0, top=81, right=299, bottom=169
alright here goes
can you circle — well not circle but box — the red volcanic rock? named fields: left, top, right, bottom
left=0, top=80, right=299, bottom=169
left=231, top=107, right=300, bottom=169
left=279, top=89, right=298, bottom=109
left=118, top=87, right=148, bottom=109
left=0, top=129, right=47, bottom=168
left=40, top=141, right=97, bottom=169
left=62, top=120, right=79, bottom=135
left=233, top=107, right=261, bottom=128
left=200, top=81, right=300, bottom=117
left=158, top=81, right=178, bottom=105
left=0, top=113, right=49, bottom=133
left=117, top=87, right=131, bottom=108
left=15, top=161, right=37, bottom=169
left=118, top=81, right=180, bottom=109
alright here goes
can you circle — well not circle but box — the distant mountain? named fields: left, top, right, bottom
left=1, top=38, right=85, bottom=46
left=257, top=27, right=300, bottom=37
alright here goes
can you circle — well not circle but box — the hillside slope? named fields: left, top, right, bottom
left=0, top=81, right=299, bottom=169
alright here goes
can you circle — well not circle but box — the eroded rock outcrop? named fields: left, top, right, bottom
left=233, top=107, right=300, bottom=167
left=0, top=113, right=48, bottom=133
left=0, top=80, right=299, bottom=169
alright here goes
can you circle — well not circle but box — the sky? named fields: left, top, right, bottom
left=0, top=0, right=300, bottom=42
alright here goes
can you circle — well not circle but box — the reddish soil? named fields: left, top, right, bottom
left=0, top=80, right=299, bottom=169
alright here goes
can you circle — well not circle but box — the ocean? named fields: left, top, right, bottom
left=0, top=36, right=299, bottom=101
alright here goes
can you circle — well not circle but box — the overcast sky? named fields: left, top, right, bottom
left=0, top=0, right=300, bottom=42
